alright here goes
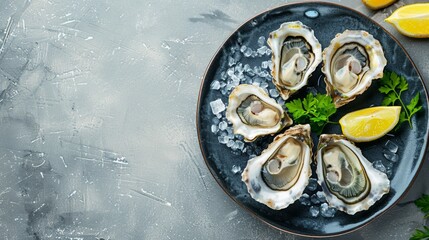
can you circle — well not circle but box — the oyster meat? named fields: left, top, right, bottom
left=226, top=84, right=292, bottom=142
left=242, top=124, right=313, bottom=210
left=322, top=30, right=387, bottom=107
left=316, top=134, right=390, bottom=215
left=267, top=21, right=322, bottom=100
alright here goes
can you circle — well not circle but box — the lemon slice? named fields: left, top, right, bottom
left=339, top=106, right=401, bottom=142
left=385, top=3, right=429, bottom=38
left=362, top=0, right=397, bottom=10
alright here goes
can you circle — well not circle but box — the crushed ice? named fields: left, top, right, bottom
left=208, top=37, right=282, bottom=158
left=231, top=165, right=241, bottom=174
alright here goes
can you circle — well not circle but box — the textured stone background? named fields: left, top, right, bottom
left=0, top=0, right=428, bottom=239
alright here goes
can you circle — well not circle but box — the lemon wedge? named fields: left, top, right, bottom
left=385, top=3, right=429, bottom=38
left=362, top=0, right=397, bottom=10
left=339, top=106, right=401, bottom=142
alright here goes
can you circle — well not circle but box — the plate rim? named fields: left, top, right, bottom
left=195, top=1, right=429, bottom=237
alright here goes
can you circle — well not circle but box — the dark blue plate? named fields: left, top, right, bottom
left=196, top=2, right=429, bottom=237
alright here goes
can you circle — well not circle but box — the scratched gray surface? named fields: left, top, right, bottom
left=0, top=0, right=428, bottom=239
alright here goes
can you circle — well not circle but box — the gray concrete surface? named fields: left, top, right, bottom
left=0, top=0, right=428, bottom=239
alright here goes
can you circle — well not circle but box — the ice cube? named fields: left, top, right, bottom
left=230, top=45, right=239, bottom=53
left=211, top=125, right=218, bottom=134
left=257, top=46, right=268, bottom=55
left=265, top=48, right=272, bottom=56
left=219, top=71, right=227, bottom=80
left=231, top=75, right=240, bottom=84
left=233, top=51, right=241, bottom=63
left=260, top=82, right=268, bottom=89
left=253, top=66, right=262, bottom=75
left=253, top=77, right=263, bottom=84
left=257, top=36, right=266, bottom=47
left=216, top=113, right=222, bottom=119
left=210, top=80, right=221, bottom=90
left=316, top=191, right=326, bottom=202
left=227, top=140, right=235, bottom=147
left=268, top=60, right=273, bottom=70
left=228, top=56, right=236, bottom=67
left=306, top=178, right=318, bottom=191
left=386, top=166, right=393, bottom=178
left=310, top=194, right=321, bottom=204
left=243, top=76, right=252, bottom=84
left=227, top=68, right=234, bottom=77
left=235, top=63, right=243, bottom=73
left=310, top=206, right=320, bottom=218
left=372, top=160, right=387, bottom=173
left=231, top=142, right=239, bottom=150
left=212, top=117, right=220, bottom=125
left=244, top=48, right=253, bottom=57
left=240, top=45, right=247, bottom=53
left=236, top=140, right=244, bottom=150
left=320, top=203, right=336, bottom=218
left=226, top=126, right=233, bottom=135
left=246, top=69, right=255, bottom=77
left=299, top=193, right=311, bottom=206
left=227, top=131, right=235, bottom=140
left=243, top=64, right=251, bottom=72
left=383, top=151, right=399, bottom=162
left=278, top=98, right=285, bottom=106
left=259, top=70, right=269, bottom=78
left=210, top=99, right=226, bottom=115
left=269, top=89, right=280, bottom=98
left=384, top=140, right=399, bottom=153
left=218, top=121, right=228, bottom=131
left=261, top=61, right=269, bottom=69
left=218, top=136, right=229, bottom=144
left=231, top=165, right=241, bottom=174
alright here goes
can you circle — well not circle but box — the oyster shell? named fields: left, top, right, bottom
left=242, top=124, right=313, bottom=210
left=267, top=21, right=322, bottom=100
left=316, top=134, right=390, bottom=215
left=226, top=84, right=292, bottom=142
left=322, top=30, right=387, bottom=107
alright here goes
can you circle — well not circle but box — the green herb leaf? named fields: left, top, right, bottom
left=379, top=85, right=393, bottom=94
left=410, top=226, right=429, bottom=240
left=285, top=93, right=337, bottom=134
left=398, top=75, right=409, bottom=93
left=415, top=194, right=429, bottom=217
left=381, top=92, right=398, bottom=106
left=379, top=71, right=422, bottom=129
left=285, top=99, right=306, bottom=120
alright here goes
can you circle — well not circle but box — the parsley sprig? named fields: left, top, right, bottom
left=415, top=194, right=429, bottom=218
left=379, top=71, right=422, bottom=129
left=411, top=227, right=429, bottom=240
left=411, top=194, right=429, bottom=240
left=285, top=93, right=337, bottom=134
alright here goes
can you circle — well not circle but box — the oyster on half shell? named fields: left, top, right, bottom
left=242, top=124, right=313, bottom=210
left=267, top=21, right=322, bottom=100
left=322, top=30, right=387, bottom=107
left=226, top=84, right=292, bottom=142
left=316, top=134, right=390, bottom=215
